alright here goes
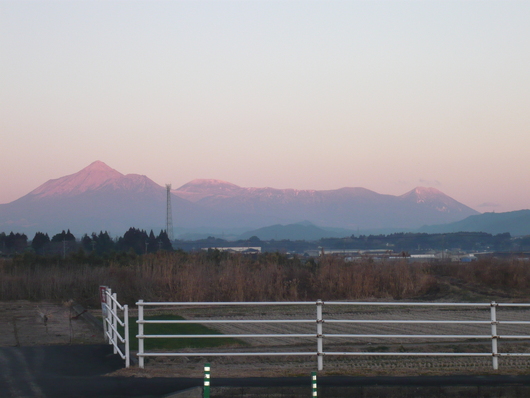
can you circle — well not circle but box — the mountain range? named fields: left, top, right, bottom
left=0, top=161, right=484, bottom=238
left=241, top=211, right=530, bottom=240
left=419, top=209, right=530, bottom=236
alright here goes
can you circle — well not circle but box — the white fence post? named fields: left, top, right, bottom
left=100, top=286, right=109, bottom=343
left=107, top=287, right=113, bottom=345
left=138, top=299, right=145, bottom=369
left=112, top=292, right=118, bottom=355
left=316, top=299, right=323, bottom=371
left=491, top=301, right=499, bottom=370
left=124, top=304, right=130, bottom=368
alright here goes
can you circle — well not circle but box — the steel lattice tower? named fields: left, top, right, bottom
left=166, top=184, right=174, bottom=241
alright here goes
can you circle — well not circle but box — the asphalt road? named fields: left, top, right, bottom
left=2, top=345, right=530, bottom=397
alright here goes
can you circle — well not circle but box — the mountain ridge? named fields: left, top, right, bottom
left=0, top=161, right=481, bottom=236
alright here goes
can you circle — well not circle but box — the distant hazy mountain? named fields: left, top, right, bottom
left=173, top=179, right=479, bottom=231
left=0, top=161, right=480, bottom=237
left=239, top=222, right=341, bottom=241
left=419, top=210, right=530, bottom=236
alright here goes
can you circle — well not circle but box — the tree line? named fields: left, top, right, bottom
left=320, top=232, right=520, bottom=252
left=1, top=229, right=529, bottom=259
left=176, top=232, right=529, bottom=253
left=0, top=228, right=172, bottom=257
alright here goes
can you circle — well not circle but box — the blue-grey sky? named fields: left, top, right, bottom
left=1, top=0, right=529, bottom=213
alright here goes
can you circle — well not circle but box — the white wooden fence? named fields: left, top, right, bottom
left=135, top=300, right=530, bottom=370
left=100, top=286, right=130, bottom=367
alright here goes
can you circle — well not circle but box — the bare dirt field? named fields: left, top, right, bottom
left=0, top=300, right=104, bottom=348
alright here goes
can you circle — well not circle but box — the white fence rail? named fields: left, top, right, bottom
left=136, top=300, right=530, bottom=370
left=101, top=286, right=130, bottom=367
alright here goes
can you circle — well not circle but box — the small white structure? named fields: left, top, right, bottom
left=202, top=246, right=261, bottom=253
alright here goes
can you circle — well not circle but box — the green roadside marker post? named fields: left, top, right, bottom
left=311, top=371, right=317, bottom=397
left=203, top=363, right=211, bottom=398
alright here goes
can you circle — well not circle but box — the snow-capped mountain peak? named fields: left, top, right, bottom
left=28, top=161, right=161, bottom=198
left=399, top=186, right=472, bottom=214
left=401, top=187, right=445, bottom=203
left=174, top=179, right=244, bottom=202
left=29, top=161, right=123, bottom=198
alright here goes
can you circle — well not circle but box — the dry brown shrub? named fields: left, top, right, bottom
left=455, top=258, right=530, bottom=292
left=5, top=252, right=527, bottom=306
left=313, top=256, right=435, bottom=300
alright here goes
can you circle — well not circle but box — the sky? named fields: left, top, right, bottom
left=1, top=0, right=529, bottom=213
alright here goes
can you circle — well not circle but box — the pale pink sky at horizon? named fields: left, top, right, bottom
left=1, top=1, right=529, bottom=213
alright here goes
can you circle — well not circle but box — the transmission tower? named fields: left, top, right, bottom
left=166, top=184, right=174, bottom=241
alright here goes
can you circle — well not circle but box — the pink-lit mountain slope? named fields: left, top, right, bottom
left=28, top=161, right=161, bottom=198
left=399, top=186, right=478, bottom=216
left=0, top=162, right=480, bottom=236
left=174, top=179, right=382, bottom=204
left=174, top=179, right=245, bottom=202
left=0, top=161, right=198, bottom=236
left=172, top=179, right=479, bottom=231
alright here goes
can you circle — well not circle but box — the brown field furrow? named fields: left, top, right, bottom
left=173, top=305, right=530, bottom=349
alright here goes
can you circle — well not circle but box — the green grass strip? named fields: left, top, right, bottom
left=126, top=314, right=242, bottom=351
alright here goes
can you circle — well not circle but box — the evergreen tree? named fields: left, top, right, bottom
left=50, top=230, right=77, bottom=256
left=147, top=230, right=157, bottom=253
left=65, top=229, right=76, bottom=241
left=5, top=232, right=28, bottom=254
left=157, top=230, right=173, bottom=251
left=31, top=232, right=50, bottom=255
left=0, top=232, right=6, bottom=255
left=96, top=231, right=115, bottom=255
left=51, top=230, right=76, bottom=242
left=81, top=234, right=93, bottom=252
left=118, top=227, right=148, bottom=255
